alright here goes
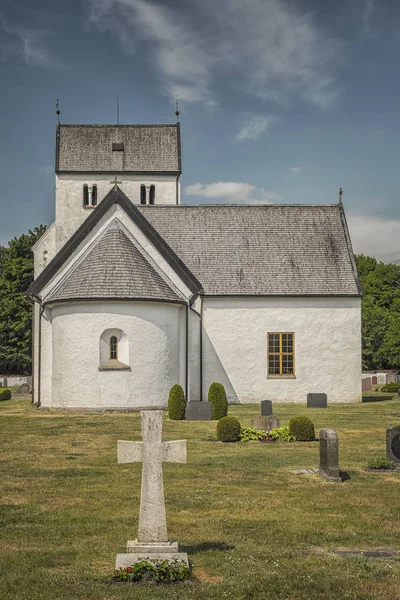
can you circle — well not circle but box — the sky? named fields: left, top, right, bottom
left=1, top=0, right=400, bottom=262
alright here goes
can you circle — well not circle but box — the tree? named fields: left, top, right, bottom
left=0, top=226, right=46, bottom=374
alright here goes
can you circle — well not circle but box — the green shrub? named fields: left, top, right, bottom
left=217, top=416, right=241, bottom=442
left=239, top=426, right=265, bottom=443
left=367, top=456, right=396, bottom=470
left=268, top=426, right=296, bottom=442
left=288, top=416, right=315, bottom=441
left=113, top=557, right=190, bottom=583
left=0, top=388, right=11, bottom=401
left=380, top=382, right=400, bottom=393
left=208, top=382, right=228, bottom=420
left=167, top=384, right=186, bottom=420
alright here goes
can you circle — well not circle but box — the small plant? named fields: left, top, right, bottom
left=113, top=557, right=190, bottom=583
left=203, top=434, right=218, bottom=442
left=0, top=388, right=11, bottom=401
left=168, top=384, right=186, bottom=420
left=240, top=427, right=265, bottom=442
left=217, top=416, right=241, bottom=442
left=381, top=382, right=400, bottom=393
left=208, top=382, right=228, bottom=420
left=289, top=416, right=315, bottom=441
left=366, top=456, right=396, bottom=470
left=268, top=426, right=296, bottom=442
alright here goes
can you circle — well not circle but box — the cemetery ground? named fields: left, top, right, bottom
left=1, top=400, right=400, bottom=600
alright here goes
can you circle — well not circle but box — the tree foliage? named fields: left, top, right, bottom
left=0, top=226, right=46, bottom=374
left=356, top=254, right=400, bottom=370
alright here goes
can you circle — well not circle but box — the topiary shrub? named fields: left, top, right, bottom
left=208, top=382, right=228, bottom=420
left=168, top=384, right=186, bottom=420
left=217, top=416, right=241, bottom=442
left=0, top=388, right=11, bottom=401
left=289, top=416, right=315, bottom=441
left=381, top=382, right=400, bottom=393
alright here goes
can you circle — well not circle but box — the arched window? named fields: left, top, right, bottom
left=83, top=184, right=89, bottom=206
left=140, top=184, right=146, bottom=205
left=149, top=185, right=155, bottom=205
left=92, top=185, right=97, bottom=206
left=109, top=336, right=118, bottom=360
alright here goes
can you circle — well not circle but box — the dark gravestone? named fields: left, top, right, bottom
left=386, top=425, right=400, bottom=464
left=319, top=428, right=342, bottom=482
left=307, top=393, right=327, bottom=408
left=19, top=383, right=30, bottom=393
left=261, top=400, right=273, bottom=416
left=185, top=401, right=212, bottom=421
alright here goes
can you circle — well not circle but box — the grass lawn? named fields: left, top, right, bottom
left=1, top=399, right=400, bottom=600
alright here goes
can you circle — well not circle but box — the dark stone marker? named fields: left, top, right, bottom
left=185, top=401, right=212, bottom=421
left=307, top=393, right=327, bottom=408
left=319, top=428, right=342, bottom=482
left=19, top=383, right=30, bottom=393
left=386, top=425, right=400, bottom=463
left=261, top=400, right=273, bottom=416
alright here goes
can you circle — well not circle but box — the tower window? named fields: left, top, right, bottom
left=140, top=184, right=146, bottom=205
left=92, top=185, right=97, bottom=206
left=149, top=185, right=155, bottom=205
left=110, top=336, right=118, bottom=360
left=83, top=185, right=89, bottom=206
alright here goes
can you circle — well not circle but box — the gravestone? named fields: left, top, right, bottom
left=115, top=410, right=189, bottom=569
left=251, top=415, right=279, bottom=431
left=307, top=393, right=327, bottom=408
left=319, top=428, right=342, bottom=482
left=261, top=400, right=273, bottom=416
left=386, top=425, right=400, bottom=464
left=19, top=383, right=30, bottom=393
left=185, top=401, right=212, bottom=421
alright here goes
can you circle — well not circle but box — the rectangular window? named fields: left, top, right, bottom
left=268, top=333, right=294, bottom=376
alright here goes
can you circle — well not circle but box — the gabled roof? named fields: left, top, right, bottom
left=28, top=187, right=202, bottom=299
left=137, top=204, right=362, bottom=296
left=56, top=124, right=181, bottom=173
left=46, top=226, right=182, bottom=304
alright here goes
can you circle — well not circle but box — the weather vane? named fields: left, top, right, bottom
left=56, top=99, right=60, bottom=123
left=175, top=100, right=180, bottom=122
left=338, top=187, right=343, bottom=205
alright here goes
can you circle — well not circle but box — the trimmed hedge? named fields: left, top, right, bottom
left=208, top=382, right=228, bottom=420
left=288, top=415, right=315, bottom=441
left=381, top=382, right=400, bottom=393
left=0, top=388, right=11, bottom=401
left=168, top=384, right=186, bottom=420
left=217, top=416, right=241, bottom=442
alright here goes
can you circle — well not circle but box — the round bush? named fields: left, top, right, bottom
left=288, top=416, right=315, bottom=441
left=217, top=416, right=241, bottom=442
left=168, top=384, right=186, bottom=420
left=0, top=388, right=11, bottom=401
left=208, top=382, right=228, bottom=420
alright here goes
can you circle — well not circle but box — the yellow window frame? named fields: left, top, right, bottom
left=267, top=332, right=295, bottom=376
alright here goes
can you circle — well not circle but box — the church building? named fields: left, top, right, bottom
left=28, top=122, right=362, bottom=410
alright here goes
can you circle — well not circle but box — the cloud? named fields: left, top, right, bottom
left=184, top=181, right=279, bottom=203
left=86, top=0, right=341, bottom=108
left=0, top=18, right=54, bottom=67
left=347, top=213, right=400, bottom=263
left=38, top=166, right=53, bottom=174
left=236, top=116, right=274, bottom=141
left=290, top=166, right=302, bottom=173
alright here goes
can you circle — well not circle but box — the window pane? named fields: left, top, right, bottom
left=110, top=336, right=118, bottom=360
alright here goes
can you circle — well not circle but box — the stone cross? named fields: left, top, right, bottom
left=116, top=410, right=188, bottom=568
left=110, top=175, right=122, bottom=189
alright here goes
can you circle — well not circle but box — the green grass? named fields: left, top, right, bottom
left=1, top=398, right=400, bottom=599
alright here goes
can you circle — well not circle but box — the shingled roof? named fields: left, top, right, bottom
left=56, top=124, right=181, bottom=173
left=137, top=204, right=361, bottom=296
left=46, top=226, right=182, bottom=304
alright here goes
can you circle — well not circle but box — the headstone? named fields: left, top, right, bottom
left=251, top=415, right=279, bottom=431
left=19, top=383, right=30, bottom=393
left=307, top=393, right=327, bottom=408
left=386, top=425, right=400, bottom=464
left=319, top=428, right=342, bottom=482
left=261, top=400, right=273, bottom=416
left=115, top=410, right=189, bottom=569
left=185, top=401, right=212, bottom=421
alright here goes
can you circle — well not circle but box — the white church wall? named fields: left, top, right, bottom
left=202, top=296, right=362, bottom=404
left=40, top=308, right=53, bottom=408
left=33, top=223, right=56, bottom=277
left=46, top=301, right=185, bottom=410
left=55, top=173, right=179, bottom=251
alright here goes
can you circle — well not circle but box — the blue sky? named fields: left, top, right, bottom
left=1, top=0, right=400, bottom=261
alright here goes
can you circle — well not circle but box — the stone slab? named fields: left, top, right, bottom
left=116, top=552, right=189, bottom=570
left=307, top=393, right=327, bottom=408
left=251, top=415, right=279, bottom=431
left=386, top=425, right=400, bottom=463
left=292, top=469, right=320, bottom=474
left=319, top=428, right=342, bottom=482
left=126, top=540, right=178, bottom=553
left=185, top=401, right=212, bottom=421
left=261, top=400, right=273, bottom=416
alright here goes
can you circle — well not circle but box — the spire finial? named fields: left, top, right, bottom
left=175, top=100, right=180, bottom=122
left=117, top=95, right=120, bottom=125
left=56, top=99, right=60, bottom=123
left=338, top=187, right=343, bottom=205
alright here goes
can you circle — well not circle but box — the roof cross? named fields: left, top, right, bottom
left=110, top=176, right=122, bottom=189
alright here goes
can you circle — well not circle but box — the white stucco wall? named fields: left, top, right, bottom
left=33, top=223, right=56, bottom=277
left=202, top=296, right=362, bottom=404
left=43, top=301, right=185, bottom=410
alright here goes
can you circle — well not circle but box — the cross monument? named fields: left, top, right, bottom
left=115, top=410, right=188, bottom=569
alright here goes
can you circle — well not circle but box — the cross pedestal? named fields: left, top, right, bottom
left=115, top=410, right=188, bottom=569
